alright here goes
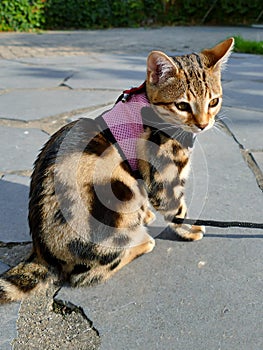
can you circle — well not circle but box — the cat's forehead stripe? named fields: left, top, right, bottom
left=172, top=53, right=204, bottom=74
left=174, top=54, right=208, bottom=97
left=192, top=53, right=203, bottom=69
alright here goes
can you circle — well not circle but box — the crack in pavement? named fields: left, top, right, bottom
left=0, top=241, right=31, bottom=248
left=12, top=283, right=101, bottom=350
left=0, top=244, right=100, bottom=349
left=241, top=149, right=263, bottom=191
left=59, top=72, right=75, bottom=89
left=0, top=169, right=32, bottom=178
left=218, top=119, right=263, bottom=192
left=0, top=244, right=101, bottom=349
left=52, top=295, right=100, bottom=337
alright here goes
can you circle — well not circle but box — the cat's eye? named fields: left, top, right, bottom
left=209, top=98, right=219, bottom=108
left=175, top=102, right=192, bottom=112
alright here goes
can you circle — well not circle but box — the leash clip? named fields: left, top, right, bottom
left=121, top=86, right=133, bottom=103
left=121, top=92, right=130, bottom=103
left=121, top=83, right=146, bottom=103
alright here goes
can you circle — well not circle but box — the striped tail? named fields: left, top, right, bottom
left=0, top=255, right=49, bottom=304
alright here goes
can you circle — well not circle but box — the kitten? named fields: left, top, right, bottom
left=0, top=38, right=234, bottom=303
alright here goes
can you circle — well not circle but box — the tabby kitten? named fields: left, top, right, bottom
left=0, top=38, right=234, bottom=303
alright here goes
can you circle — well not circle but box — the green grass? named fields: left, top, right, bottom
left=233, top=35, right=263, bottom=55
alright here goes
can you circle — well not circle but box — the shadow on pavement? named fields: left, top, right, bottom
left=0, top=179, right=31, bottom=243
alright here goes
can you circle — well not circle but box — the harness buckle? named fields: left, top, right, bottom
left=121, top=82, right=146, bottom=103
left=121, top=91, right=131, bottom=103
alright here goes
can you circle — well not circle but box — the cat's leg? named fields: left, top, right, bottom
left=150, top=184, right=204, bottom=241
left=140, top=171, right=205, bottom=241
left=69, top=228, right=155, bottom=287
left=138, top=134, right=204, bottom=241
left=166, top=196, right=205, bottom=241
left=139, top=160, right=204, bottom=240
left=109, top=230, right=155, bottom=273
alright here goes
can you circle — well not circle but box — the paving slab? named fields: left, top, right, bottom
left=0, top=302, right=20, bottom=350
left=223, top=107, right=263, bottom=150
left=225, top=53, right=263, bottom=80
left=223, top=86, right=263, bottom=112
left=0, top=54, right=146, bottom=90
left=63, top=55, right=146, bottom=90
left=58, top=235, right=263, bottom=350
left=1, top=53, right=147, bottom=91
left=0, top=261, right=9, bottom=273
left=0, top=127, right=48, bottom=171
left=223, top=54, right=263, bottom=112
left=0, top=175, right=31, bottom=242
left=0, top=59, right=75, bottom=90
left=0, top=90, right=117, bottom=121
left=188, top=124, right=263, bottom=224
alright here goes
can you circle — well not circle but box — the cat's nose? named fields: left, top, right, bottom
left=197, top=122, right=209, bottom=130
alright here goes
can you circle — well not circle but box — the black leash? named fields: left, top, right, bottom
left=172, top=217, right=263, bottom=229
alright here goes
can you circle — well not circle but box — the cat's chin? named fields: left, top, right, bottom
left=194, top=128, right=210, bottom=134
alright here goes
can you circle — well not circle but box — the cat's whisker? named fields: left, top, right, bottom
left=216, top=114, right=232, bottom=124
left=142, top=116, right=185, bottom=136
left=152, top=116, right=182, bottom=129
left=154, top=127, right=180, bottom=137
left=213, top=124, right=228, bottom=137
left=215, top=119, right=230, bottom=132
left=172, top=128, right=185, bottom=139
left=213, top=125, right=224, bottom=135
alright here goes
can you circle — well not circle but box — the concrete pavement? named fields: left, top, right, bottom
left=0, top=26, right=262, bottom=349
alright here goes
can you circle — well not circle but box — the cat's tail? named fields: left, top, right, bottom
left=0, top=253, right=49, bottom=304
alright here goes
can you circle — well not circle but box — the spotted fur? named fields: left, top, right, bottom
left=0, top=38, right=234, bottom=303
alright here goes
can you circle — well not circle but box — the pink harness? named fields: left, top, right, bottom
left=96, top=85, right=195, bottom=174
left=99, top=92, right=150, bottom=172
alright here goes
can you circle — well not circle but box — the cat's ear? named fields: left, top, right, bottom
left=201, top=37, right=234, bottom=71
left=147, top=51, right=178, bottom=85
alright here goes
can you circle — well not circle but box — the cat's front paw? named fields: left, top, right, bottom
left=169, top=223, right=205, bottom=241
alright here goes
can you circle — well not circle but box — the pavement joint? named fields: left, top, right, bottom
left=0, top=241, right=31, bottom=248
left=241, top=149, right=263, bottom=191
left=219, top=120, right=263, bottom=192
left=0, top=170, right=32, bottom=179
left=0, top=102, right=112, bottom=134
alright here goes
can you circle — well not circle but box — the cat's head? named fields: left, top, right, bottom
left=146, top=38, right=234, bottom=133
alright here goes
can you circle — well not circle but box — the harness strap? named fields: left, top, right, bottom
left=95, top=114, right=141, bottom=179
left=123, top=81, right=146, bottom=97
left=115, top=81, right=146, bottom=104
